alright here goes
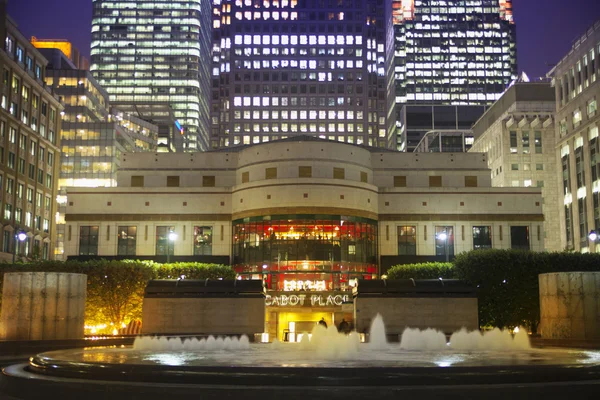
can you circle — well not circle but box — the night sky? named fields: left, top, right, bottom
left=5, top=0, right=600, bottom=78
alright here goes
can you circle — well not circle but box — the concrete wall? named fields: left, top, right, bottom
left=142, top=297, right=265, bottom=335
left=539, top=272, right=600, bottom=339
left=354, top=297, right=478, bottom=335
left=0, top=272, right=86, bottom=340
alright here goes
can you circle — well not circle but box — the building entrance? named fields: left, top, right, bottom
left=275, top=311, right=333, bottom=343
left=265, top=296, right=355, bottom=342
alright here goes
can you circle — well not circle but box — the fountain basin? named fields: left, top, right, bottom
left=3, top=319, right=600, bottom=400
left=2, top=344, right=600, bottom=400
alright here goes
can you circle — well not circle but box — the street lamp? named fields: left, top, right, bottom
left=589, top=230, right=599, bottom=252
left=167, top=231, right=177, bottom=264
left=12, top=231, right=28, bottom=267
left=437, top=231, right=449, bottom=262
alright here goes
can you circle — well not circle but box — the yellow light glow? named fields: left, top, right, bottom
left=31, top=37, right=73, bottom=60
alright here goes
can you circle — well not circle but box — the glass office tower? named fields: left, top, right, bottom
left=210, top=0, right=396, bottom=149
left=394, top=0, right=516, bottom=104
left=393, top=0, right=517, bottom=151
left=90, top=0, right=211, bottom=151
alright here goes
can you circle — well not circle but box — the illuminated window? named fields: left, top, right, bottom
left=194, top=226, right=212, bottom=255
left=118, top=226, right=137, bottom=256
left=573, top=109, right=582, bottom=126
left=473, top=226, right=492, bottom=249
left=155, top=226, right=175, bottom=256
left=587, top=99, right=597, bottom=116
left=79, top=226, right=99, bottom=256
left=398, top=226, right=416, bottom=255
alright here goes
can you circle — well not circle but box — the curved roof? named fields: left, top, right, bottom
left=208, top=135, right=398, bottom=153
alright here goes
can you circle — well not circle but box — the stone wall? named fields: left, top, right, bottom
left=539, top=272, right=600, bottom=339
left=0, top=272, right=87, bottom=340
left=355, top=297, right=478, bottom=335
left=142, top=297, right=265, bottom=335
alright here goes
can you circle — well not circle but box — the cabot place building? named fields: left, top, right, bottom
left=64, top=137, right=543, bottom=341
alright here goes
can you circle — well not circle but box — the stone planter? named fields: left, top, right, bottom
left=0, top=272, right=87, bottom=340
left=539, top=272, right=600, bottom=340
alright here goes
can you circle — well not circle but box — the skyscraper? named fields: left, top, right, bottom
left=210, top=0, right=396, bottom=149
left=393, top=0, right=517, bottom=151
left=90, top=0, right=211, bottom=151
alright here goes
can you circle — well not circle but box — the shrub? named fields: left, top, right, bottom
left=453, top=249, right=600, bottom=331
left=386, top=262, right=456, bottom=280
left=0, top=260, right=235, bottom=330
left=385, top=250, right=600, bottom=332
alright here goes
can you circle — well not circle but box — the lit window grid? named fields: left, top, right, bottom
left=394, top=2, right=517, bottom=105
left=209, top=0, right=395, bottom=149
left=90, top=0, right=211, bottom=150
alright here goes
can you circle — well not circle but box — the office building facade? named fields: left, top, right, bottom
left=470, top=82, right=560, bottom=251
left=549, top=20, right=600, bottom=253
left=39, top=47, right=157, bottom=259
left=30, top=37, right=90, bottom=70
left=63, top=138, right=544, bottom=339
left=399, top=104, right=485, bottom=151
left=394, top=0, right=516, bottom=104
left=393, top=0, right=517, bottom=151
left=210, top=0, right=396, bottom=149
left=90, top=0, right=211, bottom=151
left=413, top=130, right=474, bottom=153
left=0, top=8, right=62, bottom=260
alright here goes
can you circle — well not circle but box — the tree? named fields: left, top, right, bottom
left=84, top=260, right=155, bottom=326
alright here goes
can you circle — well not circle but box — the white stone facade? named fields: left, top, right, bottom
left=64, top=138, right=545, bottom=268
left=550, top=20, right=600, bottom=252
left=471, top=82, right=561, bottom=251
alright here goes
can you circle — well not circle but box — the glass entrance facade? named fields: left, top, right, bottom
left=233, top=215, right=378, bottom=292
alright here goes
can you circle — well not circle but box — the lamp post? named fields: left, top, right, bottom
left=438, top=231, right=449, bottom=262
left=589, top=230, right=599, bottom=252
left=167, top=231, right=177, bottom=263
left=12, top=231, right=28, bottom=267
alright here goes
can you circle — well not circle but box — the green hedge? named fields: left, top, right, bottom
left=453, top=250, right=600, bottom=331
left=0, top=260, right=236, bottom=331
left=386, top=262, right=456, bottom=280
left=386, top=250, right=600, bottom=331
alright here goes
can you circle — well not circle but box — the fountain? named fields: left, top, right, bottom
left=2, top=314, right=600, bottom=399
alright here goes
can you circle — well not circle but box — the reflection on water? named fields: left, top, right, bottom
left=433, top=354, right=465, bottom=367
left=580, top=351, right=600, bottom=364
left=39, top=345, right=600, bottom=369
left=144, top=353, right=203, bottom=366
